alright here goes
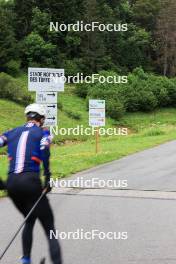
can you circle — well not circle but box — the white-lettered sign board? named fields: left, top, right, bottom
left=43, top=104, right=58, bottom=127
left=36, top=92, right=57, bottom=104
left=28, top=68, right=64, bottom=91
left=89, top=100, right=105, bottom=127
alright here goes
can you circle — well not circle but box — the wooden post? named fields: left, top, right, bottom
left=96, top=127, right=99, bottom=153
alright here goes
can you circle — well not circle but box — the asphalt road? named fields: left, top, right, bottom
left=1, top=140, right=176, bottom=264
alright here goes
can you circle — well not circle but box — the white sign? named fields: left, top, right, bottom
left=36, top=92, right=57, bottom=104
left=43, top=104, right=58, bottom=127
left=28, top=68, right=64, bottom=92
left=89, top=99, right=105, bottom=127
left=89, top=100, right=105, bottom=109
left=89, top=118, right=105, bottom=127
left=89, top=108, right=105, bottom=118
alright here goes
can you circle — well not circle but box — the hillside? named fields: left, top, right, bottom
left=1, top=85, right=176, bottom=182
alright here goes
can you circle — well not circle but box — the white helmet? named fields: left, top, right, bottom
left=24, top=103, right=46, bottom=117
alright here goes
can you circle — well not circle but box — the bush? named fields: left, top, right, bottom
left=106, top=99, right=126, bottom=119
left=0, top=72, right=32, bottom=105
left=139, top=90, right=158, bottom=111
left=121, top=71, right=158, bottom=112
left=63, top=59, right=81, bottom=76
left=149, top=76, right=171, bottom=107
left=65, top=110, right=81, bottom=120
left=165, top=79, right=176, bottom=106
left=84, top=71, right=126, bottom=119
left=5, top=60, right=21, bottom=77
left=76, top=68, right=176, bottom=119
left=21, top=32, right=57, bottom=67
left=75, top=83, right=90, bottom=98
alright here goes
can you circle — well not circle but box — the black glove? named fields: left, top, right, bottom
left=44, top=172, right=52, bottom=193
left=0, top=179, right=6, bottom=190
left=44, top=180, right=52, bottom=193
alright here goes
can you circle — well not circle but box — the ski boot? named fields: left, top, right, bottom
left=20, top=256, right=31, bottom=264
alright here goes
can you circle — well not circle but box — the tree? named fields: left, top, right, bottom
left=80, top=0, right=108, bottom=74
left=14, top=0, right=37, bottom=39
left=155, top=0, right=176, bottom=76
left=0, top=2, right=17, bottom=71
left=21, top=32, right=57, bottom=67
left=132, top=0, right=160, bottom=31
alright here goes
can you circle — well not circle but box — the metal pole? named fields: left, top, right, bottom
left=0, top=189, right=47, bottom=261
left=95, top=127, right=99, bottom=153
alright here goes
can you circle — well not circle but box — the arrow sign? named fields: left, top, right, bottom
left=36, top=92, right=57, bottom=104
left=47, top=117, right=56, bottom=120
left=89, top=99, right=105, bottom=127
left=42, top=104, right=58, bottom=127
left=47, top=93, right=56, bottom=97
left=89, top=118, right=105, bottom=127
left=89, top=99, right=105, bottom=109
left=89, top=108, right=105, bottom=118
left=47, top=105, right=56, bottom=108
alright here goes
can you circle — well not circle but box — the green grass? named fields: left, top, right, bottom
left=1, top=96, right=176, bottom=181
left=117, top=109, right=176, bottom=132
left=1, top=75, right=176, bottom=184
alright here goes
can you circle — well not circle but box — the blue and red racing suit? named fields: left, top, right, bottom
left=0, top=122, right=52, bottom=176
left=0, top=122, right=62, bottom=264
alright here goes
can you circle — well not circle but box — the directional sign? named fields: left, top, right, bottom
left=43, top=104, right=58, bottom=127
left=89, top=99, right=105, bottom=127
left=89, top=108, right=105, bottom=118
left=89, top=118, right=105, bottom=127
left=28, top=68, right=64, bottom=92
left=89, top=100, right=105, bottom=109
left=36, top=92, right=57, bottom=104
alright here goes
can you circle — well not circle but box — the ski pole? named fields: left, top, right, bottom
left=0, top=189, right=47, bottom=261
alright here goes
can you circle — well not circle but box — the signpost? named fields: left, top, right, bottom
left=28, top=68, right=64, bottom=92
left=28, top=67, right=65, bottom=127
left=36, top=92, right=57, bottom=104
left=89, top=99, right=105, bottom=153
left=43, top=104, right=58, bottom=127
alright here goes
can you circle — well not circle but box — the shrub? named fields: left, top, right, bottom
left=63, top=59, right=81, bottom=76
left=75, top=83, right=90, bottom=98
left=106, top=99, right=126, bottom=119
left=121, top=71, right=158, bottom=112
left=138, top=90, right=158, bottom=111
left=21, top=32, right=57, bottom=67
left=5, top=60, right=21, bottom=77
left=165, top=79, right=176, bottom=106
left=149, top=76, right=171, bottom=107
left=0, top=72, right=32, bottom=105
left=65, top=110, right=81, bottom=120
left=76, top=68, right=176, bottom=119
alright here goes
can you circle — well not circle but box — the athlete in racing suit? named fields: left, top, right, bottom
left=0, top=103, right=62, bottom=264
